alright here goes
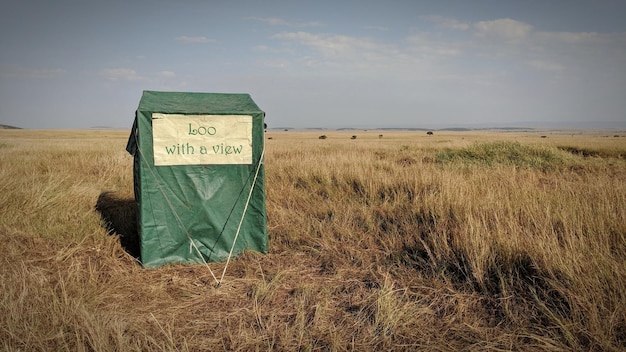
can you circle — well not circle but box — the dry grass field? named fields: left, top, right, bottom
left=1, top=128, right=625, bottom=351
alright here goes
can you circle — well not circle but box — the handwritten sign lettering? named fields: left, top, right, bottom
left=152, top=114, right=253, bottom=166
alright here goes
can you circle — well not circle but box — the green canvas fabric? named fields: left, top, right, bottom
left=126, top=91, right=268, bottom=267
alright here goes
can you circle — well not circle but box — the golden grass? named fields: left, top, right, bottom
left=1, top=129, right=625, bottom=351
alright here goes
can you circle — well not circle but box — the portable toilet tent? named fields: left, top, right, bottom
left=126, top=91, right=268, bottom=267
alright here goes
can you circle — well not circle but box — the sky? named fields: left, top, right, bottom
left=1, top=0, right=625, bottom=130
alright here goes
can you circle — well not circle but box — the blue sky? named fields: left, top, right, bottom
left=1, top=0, right=625, bottom=129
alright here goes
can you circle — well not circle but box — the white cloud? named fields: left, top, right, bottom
left=474, top=18, right=533, bottom=41
left=365, top=25, right=389, bottom=32
left=526, top=60, right=565, bottom=72
left=176, top=36, right=217, bottom=44
left=101, top=68, right=142, bottom=81
left=157, top=71, right=176, bottom=78
left=247, top=17, right=324, bottom=28
left=253, top=44, right=295, bottom=55
left=263, top=16, right=625, bottom=101
left=535, top=31, right=621, bottom=46
left=270, top=29, right=467, bottom=77
left=405, top=33, right=462, bottom=59
left=99, top=69, right=177, bottom=89
left=272, top=31, right=396, bottom=59
left=424, top=15, right=470, bottom=31
left=256, top=59, right=290, bottom=69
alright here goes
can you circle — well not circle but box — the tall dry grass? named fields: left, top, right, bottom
left=0, top=129, right=624, bottom=351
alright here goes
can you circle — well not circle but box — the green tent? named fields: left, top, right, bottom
left=126, top=91, right=268, bottom=267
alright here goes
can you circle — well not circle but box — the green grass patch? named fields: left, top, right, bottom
left=436, top=141, right=564, bottom=169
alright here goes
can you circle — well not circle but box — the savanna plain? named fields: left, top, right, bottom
left=0, top=128, right=625, bottom=351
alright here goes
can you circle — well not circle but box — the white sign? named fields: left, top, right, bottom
left=152, top=114, right=253, bottom=166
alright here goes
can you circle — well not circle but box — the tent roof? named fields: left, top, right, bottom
left=137, top=91, right=263, bottom=115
